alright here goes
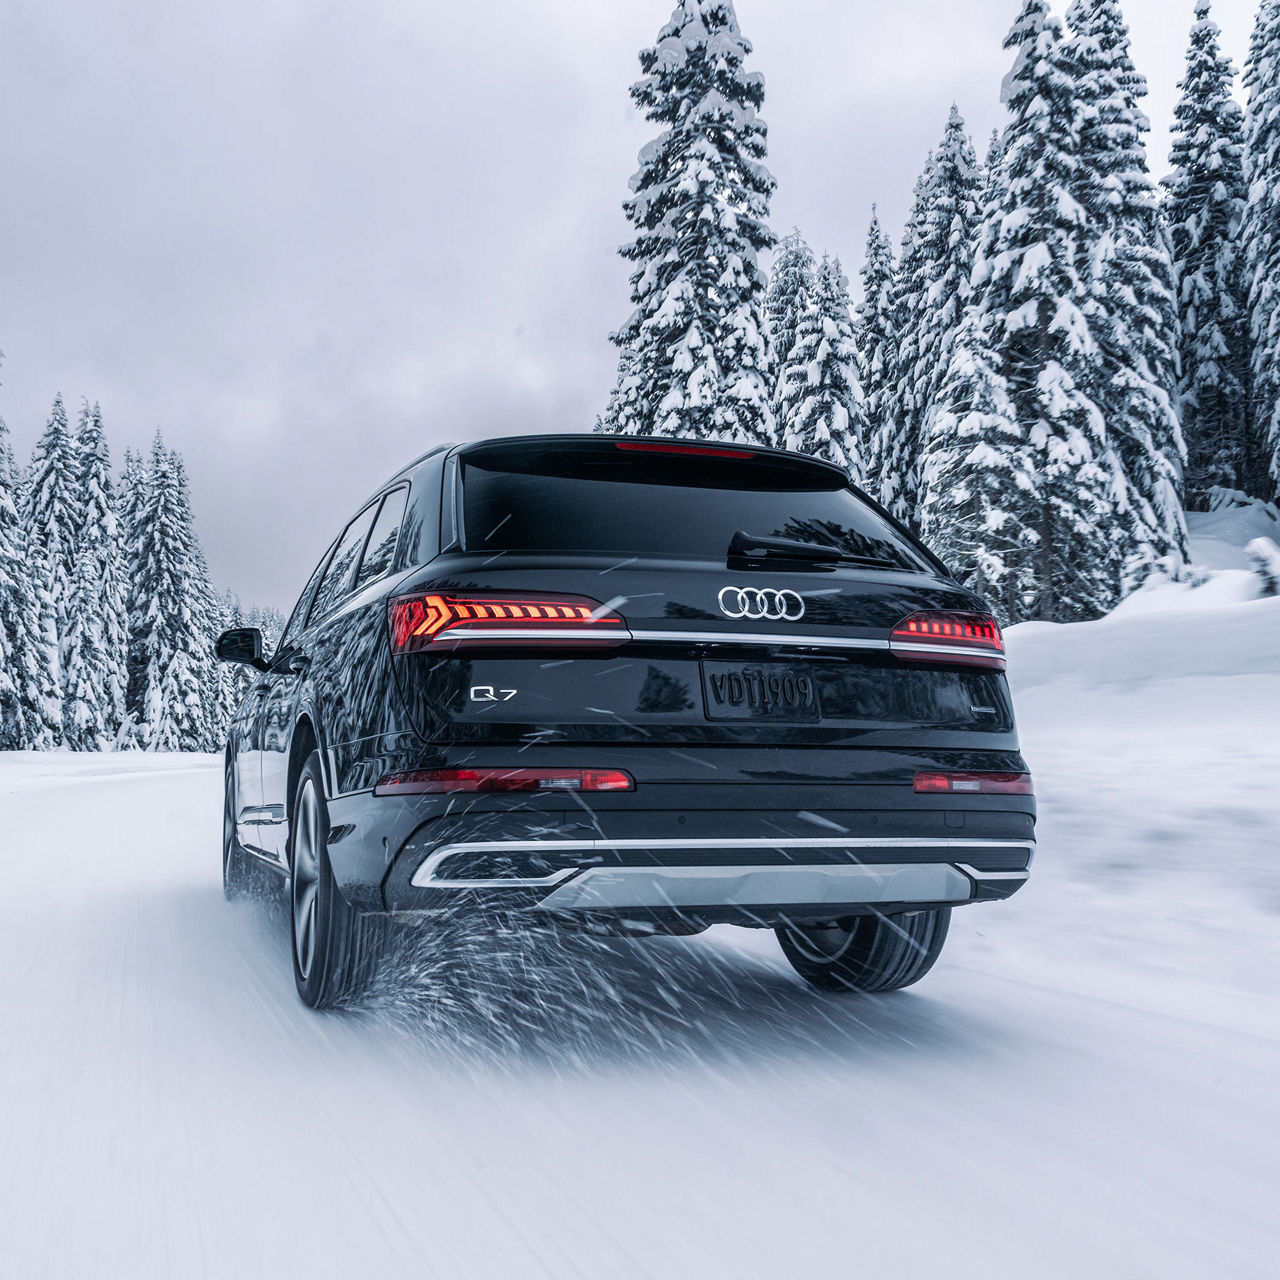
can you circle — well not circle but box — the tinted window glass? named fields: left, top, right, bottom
left=309, top=506, right=377, bottom=623
left=399, top=452, right=446, bottom=569
left=354, top=488, right=408, bottom=591
left=460, top=449, right=926, bottom=570
left=278, top=547, right=334, bottom=652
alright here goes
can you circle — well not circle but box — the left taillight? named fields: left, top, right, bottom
left=374, top=768, right=635, bottom=796
left=890, top=610, right=1006, bottom=671
left=388, top=593, right=630, bottom=652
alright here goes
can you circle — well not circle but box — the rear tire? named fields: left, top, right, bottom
left=289, top=753, right=386, bottom=1009
left=776, top=908, right=951, bottom=993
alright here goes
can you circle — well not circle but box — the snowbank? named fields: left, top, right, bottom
left=1008, top=489, right=1280, bottom=688
left=1187, top=488, right=1280, bottom=570
left=1007, top=576, right=1280, bottom=686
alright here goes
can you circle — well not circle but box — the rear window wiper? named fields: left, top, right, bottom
left=727, top=530, right=901, bottom=570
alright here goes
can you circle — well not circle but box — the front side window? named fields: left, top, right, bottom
left=309, top=505, right=378, bottom=624
left=354, top=487, right=408, bottom=592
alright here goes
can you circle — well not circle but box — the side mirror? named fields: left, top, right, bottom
left=216, top=627, right=268, bottom=670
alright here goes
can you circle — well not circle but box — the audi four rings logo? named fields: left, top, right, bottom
left=718, top=586, right=806, bottom=621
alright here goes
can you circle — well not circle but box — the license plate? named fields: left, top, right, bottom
left=701, top=662, right=821, bottom=722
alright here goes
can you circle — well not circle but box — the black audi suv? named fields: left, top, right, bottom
left=217, top=434, right=1035, bottom=1008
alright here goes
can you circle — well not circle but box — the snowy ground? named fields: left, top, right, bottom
left=3, top=557, right=1278, bottom=1278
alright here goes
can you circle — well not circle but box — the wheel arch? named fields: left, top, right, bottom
left=286, top=714, right=321, bottom=827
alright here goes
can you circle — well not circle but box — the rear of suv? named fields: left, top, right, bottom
left=218, top=435, right=1035, bottom=1008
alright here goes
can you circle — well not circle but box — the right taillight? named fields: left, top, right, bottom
left=388, top=593, right=630, bottom=653
left=914, top=772, right=1034, bottom=795
left=890, top=611, right=1006, bottom=670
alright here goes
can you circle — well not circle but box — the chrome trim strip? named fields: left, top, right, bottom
left=411, top=848, right=581, bottom=890
left=535, top=863, right=973, bottom=912
left=411, top=836, right=1035, bottom=889
left=236, top=804, right=286, bottom=827
left=890, top=641, right=1002, bottom=659
left=628, top=629, right=889, bottom=651
left=440, top=628, right=632, bottom=644
left=956, top=864, right=1032, bottom=882
left=422, top=836, right=1035, bottom=860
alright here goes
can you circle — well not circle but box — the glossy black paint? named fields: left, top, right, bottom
left=219, top=435, right=1036, bottom=920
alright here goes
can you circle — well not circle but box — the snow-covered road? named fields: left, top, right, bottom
left=3, top=595, right=1278, bottom=1279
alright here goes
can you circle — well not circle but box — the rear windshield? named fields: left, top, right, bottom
left=459, top=444, right=929, bottom=570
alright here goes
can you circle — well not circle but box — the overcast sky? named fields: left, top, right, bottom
left=0, top=0, right=1260, bottom=608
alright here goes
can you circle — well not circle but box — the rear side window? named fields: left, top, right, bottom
left=460, top=444, right=928, bottom=570
left=309, top=504, right=378, bottom=623
left=354, top=488, right=408, bottom=591
left=397, top=451, right=446, bottom=569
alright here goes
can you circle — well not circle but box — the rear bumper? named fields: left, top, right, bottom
left=324, top=757, right=1036, bottom=923
left=380, top=821, right=1033, bottom=926
left=411, top=838, right=1030, bottom=916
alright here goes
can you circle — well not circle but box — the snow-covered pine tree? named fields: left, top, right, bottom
left=23, top=394, right=81, bottom=655
left=193, top=560, right=224, bottom=750
left=120, top=447, right=149, bottom=734
left=982, top=129, right=1007, bottom=207
left=885, top=114, right=981, bottom=531
left=61, top=404, right=129, bottom=748
left=1066, top=0, right=1188, bottom=577
left=118, top=448, right=145, bottom=525
left=257, top=606, right=285, bottom=654
left=20, top=537, right=64, bottom=748
left=1165, top=1, right=1250, bottom=508
left=0, top=409, right=60, bottom=749
left=927, top=0, right=1121, bottom=623
left=127, top=436, right=207, bottom=751
left=0, top=410, right=23, bottom=748
left=897, top=107, right=984, bottom=530
left=200, top=569, right=230, bottom=749
left=217, top=592, right=251, bottom=732
left=62, top=550, right=114, bottom=749
left=857, top=208, right=901, bottom=503
left=917, top=111, right=981, bottom=421
left=168, top=450, right=219, bottom=751
left=918, top=312, right=1037, bottom=616
left=600, top=349, right=643, bottom=436
left=766, top=229, right=817, bottom=415
left=777, top=255, right=868, bottom=480
left=881, top=160, right=935, bottom=525
left=601, top=0, right=777, bottom=445
left=1243, top=0, right=1280, bottom=500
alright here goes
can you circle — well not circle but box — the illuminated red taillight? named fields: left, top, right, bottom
left=615, top=441, right=756, bottom=460
left=890, top=611, right=1006, bottom=670
left=388, top=593, right=629, bottom=652
left=374, top=768, right=635, bottom=796
left=913, top=772, right=1033, bottom=795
